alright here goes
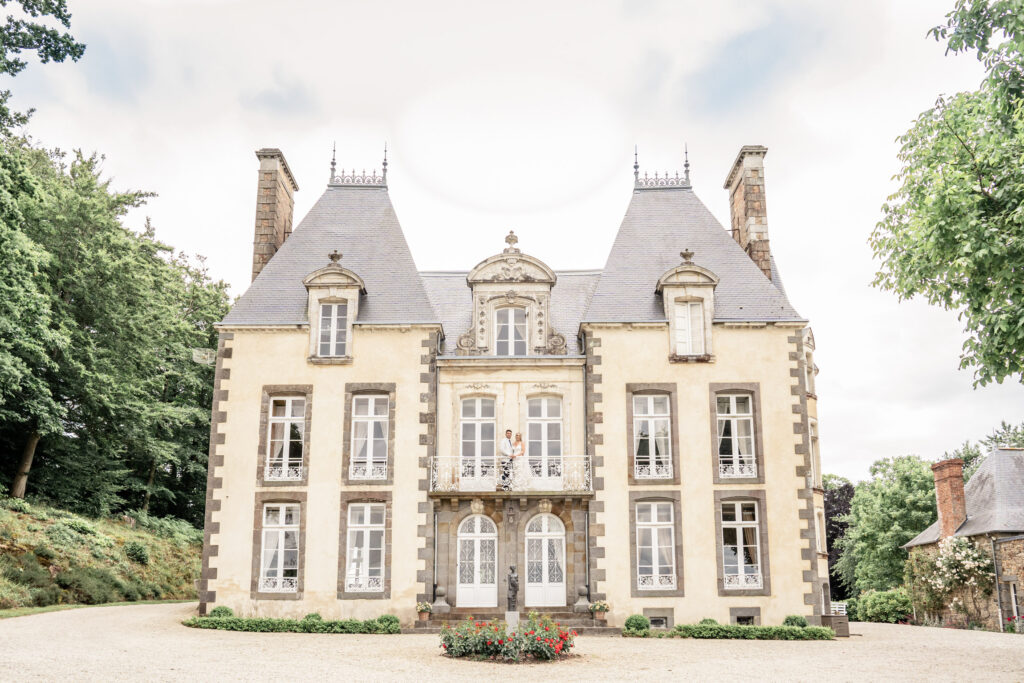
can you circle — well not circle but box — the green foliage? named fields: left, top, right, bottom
left=415, top=601, right=432, bottom=613
left=126, top=511, right=204, bottom=545
left=377, top=614, right=400, bottom=634
left=823, top=474, right=855, bottom=600
left=905, top=537, right=994, bottom=624
left=44, top=522, right=82, bottom=549
left=858, top=588, right=913, bottom=623
left=588, top=600, right=609, bottom=612
left=207, top=606, right=233, bottom=618
left=835, top=456, right=936, bottom=594
left=698, top=617, right=718, bottom=625
left=184, top=615, right=403, bottom=635
left=872, top=1, right=1024, bottom=386
left=438, top=614, right=576, bottom=660
left=845, top=597, right=859, bottom=621
left=54, top=567, right=123, bottom=605
left=32, top=545, right=54, bottom=560
left=782, top=615, right=809, bottom=628
left=667, top=624, right=834, bottom=640
left=947, top=421, right=1024, bottom=480
left=64, top=518, right=95, bottom=536
left=0, top=497, right=31, bottom=513
left=624, top=614, right=650, bottom=631
left=124, top=541, right=149, bottom=565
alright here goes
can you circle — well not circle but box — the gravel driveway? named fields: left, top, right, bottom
left=1, top=602, right=1022, bottom=681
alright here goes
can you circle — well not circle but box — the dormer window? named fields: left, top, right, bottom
left=495, top=307, right=527, bottom=356
left=673, top=300, right=705, bottom=356
left=319, top=302, right=348, bottom=357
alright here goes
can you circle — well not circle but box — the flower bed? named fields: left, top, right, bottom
left=183, top=612, right=400, bottom=634
left=440, top=612, right=577, bottom=661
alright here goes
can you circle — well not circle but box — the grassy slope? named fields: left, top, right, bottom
left=0, top=498, right=201, bottom=610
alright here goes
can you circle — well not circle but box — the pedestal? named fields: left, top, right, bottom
left=505, top=611, right=520, bottom=630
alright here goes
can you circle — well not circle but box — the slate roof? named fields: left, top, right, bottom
left=582, top=186, right=802, bottom=323
left=222, top=185, right=437, bottom=326
left=421, top=271, right=601, bottom=355
left=904, top=448, right=1024, bottom=547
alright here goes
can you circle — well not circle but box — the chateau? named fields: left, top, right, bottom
left=199, top=144, right=832, bottom=627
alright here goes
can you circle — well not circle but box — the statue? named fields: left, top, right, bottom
left=506, top=565, right=518, bottom=611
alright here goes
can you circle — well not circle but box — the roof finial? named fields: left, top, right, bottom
left=504, top=230, right=521, bottom=254
left=680, top=248, right=694, bottom=263
left=328, top=249, right=343, bottom=264
left=684, top=143, right=690, bottom=185
left=633, top=144, right=639, bottom=182
left=382, top=142, right=388, bottom=182
left=330, top=142, right=337, bottom=181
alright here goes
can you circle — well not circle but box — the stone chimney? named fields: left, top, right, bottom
left=723, top=145, right=772, bottom=281
left=251, top=148, right=299, bottom=281
left=931, top=458, right=967, bottom=539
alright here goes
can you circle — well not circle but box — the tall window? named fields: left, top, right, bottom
left=351, top=395, right=388, bottom=480
left=674, top=300, right=704, bottom=355
left=495, top=307, right=527, bottom=356
left=260, top=503, right=299, bottom=592
left=461, top=398, right=496, bottom=479
left=633, top=395, right=671, bottom=478
left=527, top=397, right=562, bottom=478
left=717, top=395, right=755, bottom=478
left=721, top=501, right=762, bottom=589
left=319, top=302, right=348, bottom=356
left=804, top=350, right=816, bottom=395
left=267, top=397, right=305, bottom=480
left=816, top=508, right=827, bottom=553
left=636, top=502, right=676, bottom=590
left=809, top=418, right=821, bottom=488
left=345, top=503, right=385, bottom=592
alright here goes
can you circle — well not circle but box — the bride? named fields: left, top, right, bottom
left=510, top=432, right=532, bottom=489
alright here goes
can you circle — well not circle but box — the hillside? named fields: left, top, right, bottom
left=0, top=498, right=201, bottom=610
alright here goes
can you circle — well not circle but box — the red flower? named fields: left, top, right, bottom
left=442, top=644, right=447, bottom=649
left=487, top=641, right=492, bottom=645
left=497, top=639, right=503, bottom=644
left=536, top=636, right=541, bottom=641
left=545, top=626, right=550, bottom=631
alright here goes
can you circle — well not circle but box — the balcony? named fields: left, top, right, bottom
left=264, top=464, right=305, bottom=481
left=719, top=459, right=757, bottom=479
left=723, top=568, right=763, bottom=590
left=430, top=455, right=592, bottom=494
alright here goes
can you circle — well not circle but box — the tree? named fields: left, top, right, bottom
left=835, top=456, right=937, bottom=595
left=870, top=0, right=1024, bottom=386
left=947, top=419, right=1024, bottom=480
left=0, top=1, right=86, bottom=131
left=823, top=474, right=855, bottom=600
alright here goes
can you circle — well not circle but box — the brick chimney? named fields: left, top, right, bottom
left=251, top=148, right=299, bottom=281
left=931, top=458, right=967, bottom=539
left=723, top=145, right=772, bottom=281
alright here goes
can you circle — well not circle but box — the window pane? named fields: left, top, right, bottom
left=528, top=399, right=542, bottom=417
left=284, top=506, right=299, bottom=525
left=633, top=396, right=648, bottom=416
left=717, top=397, right=731, bottom=415
left=369, top=506, right=385, bottom=525
left=721, top=504, right=736, bottom=522
left=264, top=507, right=280, bottom=525
left=741, top=503, right=757, bottom=521
left=462, top=400, right=475, bottom=418
left=742, top=527, right=758, bottom=546
left=652, top=395, right=669, bottom=414
left=637, top=505, right=652, bottom=524
left=288, top=439, right=303, bottom=464
left=271, top=400, right=287, bottom=417
left=284, top=530, right=298, bottom=550
left=350, top=505, right=365, bottom=525
left=480, top=399, right=494, bottom=418
left=735, top=396, right=750, bottom=414
left=723, top=527, right=737, bottom=545
left=656, top=503, right=672, bottom=523
left=372, top=439, right=386, bottom=463
left=547, top=399, right=560, bottom=417
left=638, top=546, right=652, bottom=569
left=354, top=398, right=369, bottom=416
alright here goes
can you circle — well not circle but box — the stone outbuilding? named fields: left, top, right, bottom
left=905, top=448, right=1024, bottom=630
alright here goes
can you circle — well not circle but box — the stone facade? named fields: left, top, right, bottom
left=250, top=149, right=298, bottom=282
left=724, top=145, right=772, bottom=281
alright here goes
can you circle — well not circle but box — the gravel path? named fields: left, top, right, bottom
left=1, top=602, right=1022, bottom=681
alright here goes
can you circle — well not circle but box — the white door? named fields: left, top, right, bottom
left=525, top=514, right=566, bottom=607
left=456, top=515, right=498, bottom=608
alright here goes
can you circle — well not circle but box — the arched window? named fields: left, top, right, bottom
left=525, top=513, right=566, bottom=607
left=495, top=307, right=527, bottom=356
left=456, top=515, right=498, bottom=608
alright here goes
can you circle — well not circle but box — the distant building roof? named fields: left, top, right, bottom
left=905, top=448, right=1024, bottom=547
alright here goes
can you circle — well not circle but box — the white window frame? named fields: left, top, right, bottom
left=318, top=302, right=348, bottom=357
left=259, top=503, right=300, bottom=593
left=527, top=397, right=562, bottom=478
left=721, top=501, right=762, bottom=590
left=1011, top=582, right=1020, bottom=619
left=266, top=397, right=305, bottom=481
left=716, top=394, right=756, bottom=479
left=350, top=395, right=389, bottom=480
left=636, top=501, right=676, bottom=590
left=633, top=395, right=672, bottom=479
left=816, top=508, right=827, bottom=554
left=461, top=398, right=496, bottom=479
left=494, top=306, right=527, bottom=356
left=673, top=300, right=705, bottom=355
left=345, top=503, right=386, bottom=592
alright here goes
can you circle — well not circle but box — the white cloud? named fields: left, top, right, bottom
left=11, top=0, right=1022, bottom=481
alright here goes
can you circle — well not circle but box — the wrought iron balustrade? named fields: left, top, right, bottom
left=719, top=460, right=757, bottom=478
left=723, top=568, right=763, bottom=590
left=264, top=465, right=305, bottom=481
left=430, top=454, right=592, bottom=493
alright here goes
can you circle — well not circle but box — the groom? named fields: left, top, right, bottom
left=499, top=429, right=514, bottom=490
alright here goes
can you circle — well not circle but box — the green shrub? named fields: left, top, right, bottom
left=669, top=624, right=834, bottom=640
left=45, top=522, right=82, bottom=549
left=0, top=497, right=31, bottom=513
left=30, top=584, right=63, bottom=606
left=377, top=614, right=400, bottom=634
left=0, top=578, right=32, bottom=609
left=64, top=518, right=96, bottom=536
left=55, top=567, right=124, bottom=604
left=698, top=617, right=718, bottom=625
left=1, top=553, right=53, bottom=589
left=126, top=511, right=203, bottom=545
left=622, top=613, right=650, bottom=637
left=208, top=606, right=234, bottom=618
left=845, top=597, right=859, bottom=621
left=782, top=615, right=808, bottom=628
left=302, top=612, right=322, bottom=621
left=858, top=588, right=912, bottom=624
left=184, top=614, right=401, bottom=634
left=124, top=541, right=149, bottom=565
left=439, top=614, right=575, bottom=660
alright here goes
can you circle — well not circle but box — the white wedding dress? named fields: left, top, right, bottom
left=511, top=443, right=532, bottom=489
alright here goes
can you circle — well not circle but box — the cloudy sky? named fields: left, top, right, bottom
left=10, top=0, right=1022, bottom=481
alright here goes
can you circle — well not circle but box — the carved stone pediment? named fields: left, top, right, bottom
left=303, top=264, right=366, bottom=292
left=467, top=253, right=556, bottom=285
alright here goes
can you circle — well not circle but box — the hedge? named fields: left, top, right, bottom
left=183, top=614, right=400, bottom=634
left=669, top=624, right=834, bottom=640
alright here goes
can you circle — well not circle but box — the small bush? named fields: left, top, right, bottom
left=45, top=523, right=82, bottom=549
left=782, top=615, right=808, bottom=628
left=55, top=567, right=123, bottom=604
left=2, top=553, right=53, bottom=589
left=0, top=497, right=31, bottom=513
left=302, top=612, right=323, bottom=621
left=669, top=624, right=834, bottom=640
left=845, top=597, right=859, bottom=621
left=184, top=614, right=400, bottom=634
left=30, top=584, right=63, bottom=606
left=32, top=545, right=55, bottom=561
left=439, top=614, right=576, bottom=660
left=859, top=588, right=912, bottom=624
left=622, top=613, right=650, bottom=637
left=208, top=606, right=234, bottom=618
left=377, top=614, right=400, bottom=634
left=126, top=511, right=203, bottom=545
left=698, top=617, right=718, bottom=625
left=124, top=541, right=150, bottom=565
left=64, top=518, right=97, bottom=536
